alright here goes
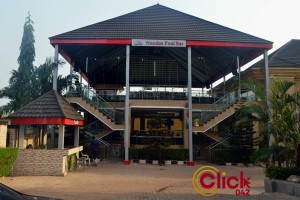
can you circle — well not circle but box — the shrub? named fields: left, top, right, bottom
left=212, top=149, right=233, bottom=164
left=264, top=166, right=300, bottom=180
left=0, top=148, right=18, bottom=177
left=129, top=147, right=188, bottom=160
left=67, top=154, right=77, bottom=171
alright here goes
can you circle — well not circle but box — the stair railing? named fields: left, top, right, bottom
left=84, top=131, right=110, bottom=147
left=199, top=91, right=239, bottom=125
left=194, top=90, right=255, bottom=126
left=83, top=120, right=105, bottom=132
left=84, top=86, right=124, bottom=124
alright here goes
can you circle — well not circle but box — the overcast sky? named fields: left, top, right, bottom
left=1, top=0, right=300, bottom=105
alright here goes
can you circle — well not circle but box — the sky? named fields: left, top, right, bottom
left=0, top=0, right=300, bottom=105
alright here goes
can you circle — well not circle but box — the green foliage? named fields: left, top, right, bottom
left=212, top=149, right=233, bottom=164
left=67, top=153, right=77, bottom=171
left=0, top=14, right=68, bottom=115
left=265, top=166, right=300, bottom=180
left=250, top=145, right=290, bottom=167
left=0, top=148, right=18, bottom=177
left=237, top=78, right=300, bottom=165
left=231, top=108, right=257, bottom=163
left=129, top=147, right=188, bottom=160
left=146, top=117, right=171, bottom=148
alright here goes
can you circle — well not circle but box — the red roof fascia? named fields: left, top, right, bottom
left=50, top=39, right=272, bottom=49
left=186, top=40, right=273, bottom=49
left=11, top=117, right=84, bottom=126
left=50, top=39, right=131, bottom=45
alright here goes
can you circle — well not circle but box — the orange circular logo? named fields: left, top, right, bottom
left=192, top=166, right=220, bottom=196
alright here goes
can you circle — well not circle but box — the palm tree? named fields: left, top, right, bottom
left=236, top=78, right=300, bottom=166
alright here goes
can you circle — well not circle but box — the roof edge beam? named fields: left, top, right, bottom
left=50, top=39, right=272, bottom=49
left=187, top=41, right=272, bottom=49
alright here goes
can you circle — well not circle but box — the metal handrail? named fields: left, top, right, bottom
left=200, top=91, right=238, bottom=124
left=193, top=90, right=255, bottom=126
left=84, top=131, right=110, bottom=147
left=83, top=120, right=103, bottom=130
left=66, top=82, right=124, bottom=124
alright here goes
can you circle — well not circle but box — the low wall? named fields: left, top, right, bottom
left=0, top=125, right=7, bottom=147
left=10, top=146, right=83, bottom=176
left=265, top=179, right=300, bottom=197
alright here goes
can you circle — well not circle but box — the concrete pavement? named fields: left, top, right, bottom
left=0, top=159, right=298, bottom=200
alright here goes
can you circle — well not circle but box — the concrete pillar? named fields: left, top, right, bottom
left=74, top=126, right=80, bottom=158
left=264, top=50, right=271, bottom=146
left=187, top=46, right=194, bottom=166
left=68, top=64, right=73, bottom=94
left=184, top=109, right=189, bottom=148
left=19, top=125, right=25, bottom=149
left=0, top=125, right=7, bottom=147
left=124, top=45, right=130, bottom=165
left=237, top=56, right=241, bottom=100
left=74, top=126, right=79, bottom=147
left=58, top=125, right=65, bottom=150
left=223, top=77, right=226, bottom=96
left=53, top=44, right=59, bottom=91
left=43, top=125, right=47, bottom=148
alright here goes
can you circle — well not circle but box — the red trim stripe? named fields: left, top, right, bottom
left=50, top=39, right=131, bottom=45
left=11, top=117, right=84, bottom=126
left=50, top=39, right=272, bottom=49
left=186, top=40, right=273, bottom=49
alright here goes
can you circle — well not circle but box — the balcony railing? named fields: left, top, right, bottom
left=192, top=90, right=256, bottom=125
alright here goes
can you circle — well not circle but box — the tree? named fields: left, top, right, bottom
left=31, top=57, right=68, bottom=99
left=231, top=107, right=257, bottom=164
left=0, top=12, right=35, bottom=113
left=237, top=78, right=300, bottom=166
left=0, top=14, right=68, bottom=115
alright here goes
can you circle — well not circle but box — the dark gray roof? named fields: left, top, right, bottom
left=9, top=90, right=83, bottom=121
left=252, top=39, right=300, bottom=68
left=50, top=4, right=271, bottom=44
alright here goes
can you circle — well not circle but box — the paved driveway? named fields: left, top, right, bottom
left=0, top=159, right=298, bottom=200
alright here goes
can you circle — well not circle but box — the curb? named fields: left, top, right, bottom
left=225, top=163, right=254, bottom=167
left=132, top=159, right=186, bottom=165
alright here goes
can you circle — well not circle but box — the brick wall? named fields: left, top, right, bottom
left=0, top=125, right=7, bottom=147
left=10, top=146, right=83, bottom=176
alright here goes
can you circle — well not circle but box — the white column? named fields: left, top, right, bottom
left=58, top=125, right=65, bottom=150
left=68, top=64, right=73, bottom=94
left=74, top=126, right=79, bottom=147
left=18, top=125, right=25, bottom=149
left=124, top=45, right=130, bottom=161
left=53, top=44, right=59, bottom=91
left=80, top=73, right=83, bottom=95
left=237, top=56, right=241, bottom=100
left=188, top=46, right=193, bottom=164
left=264, top=50, right=271, bottom=146
left=223, top=77, right=226, bottom=96
left=43, top=125, right=47, bottom=147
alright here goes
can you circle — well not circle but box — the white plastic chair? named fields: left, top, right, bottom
left=78, top=152, right=90, bottom=166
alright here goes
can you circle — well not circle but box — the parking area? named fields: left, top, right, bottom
left=0, top=159, right=298, bottom=200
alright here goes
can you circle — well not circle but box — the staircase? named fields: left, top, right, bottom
left=66, top=96, right=124, bottom=131
left=83, top=120, right=113, bottom=139
left=84, top=131, right=110, bottom=147
left=192, top=102, right=242, bottom=133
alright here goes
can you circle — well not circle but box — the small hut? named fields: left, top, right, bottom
left=8, top=90, right=84, bottom=176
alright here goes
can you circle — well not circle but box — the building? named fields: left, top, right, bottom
left=47, top=4, right=272, bottom=166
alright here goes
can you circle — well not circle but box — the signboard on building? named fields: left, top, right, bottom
left=132, top=39, right=186, bottom=47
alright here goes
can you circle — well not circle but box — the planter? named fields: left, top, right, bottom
left=264, top=178, right=300, bottom=197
